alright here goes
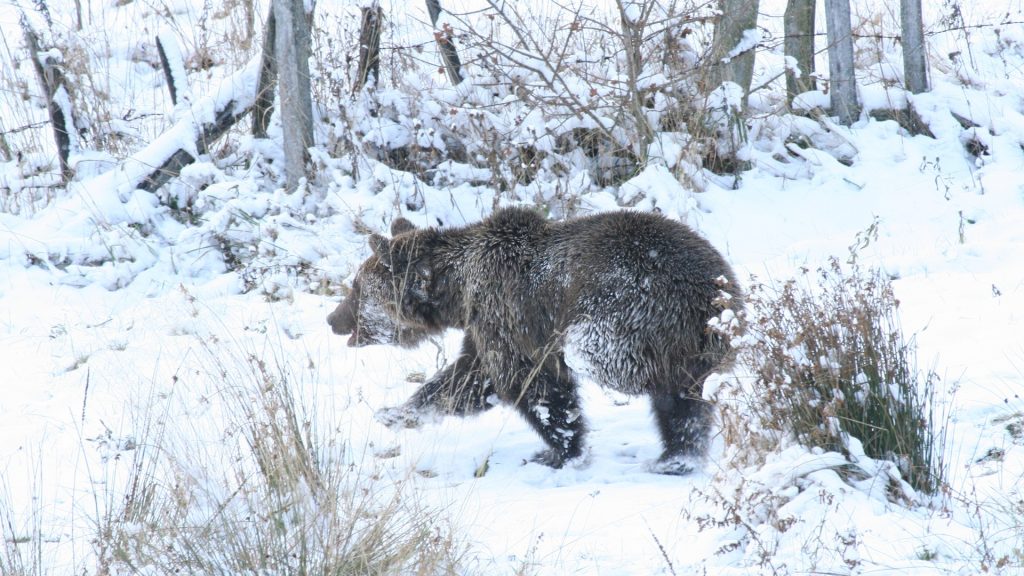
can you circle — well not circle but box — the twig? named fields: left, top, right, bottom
left=644, top=519, right=677, bottom=576
left=81, top=368, right=90, bottom=423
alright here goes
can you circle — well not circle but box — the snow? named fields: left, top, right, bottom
left=724, top=28, right=762, bottom=62
left=2, top=0, right=1024, bottom=574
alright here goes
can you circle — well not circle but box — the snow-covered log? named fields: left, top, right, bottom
left=156, top=31, right=193, bottom=110
left=132, top=57, right=261, bottom=193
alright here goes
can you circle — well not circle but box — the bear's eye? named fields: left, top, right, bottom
left=413, top=259, right=431, bottom=280
left=409, top=275, right=429, bottom=301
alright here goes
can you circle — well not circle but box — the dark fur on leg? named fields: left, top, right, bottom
left=652, top=390, right=712, bottom=456
left=406, top=335, right=495, bottom=415
left=377, top=336, right=496, bottom=428
left=648, top=359, right=716, bottom=475
left=508, top=366, right=586, bottom=468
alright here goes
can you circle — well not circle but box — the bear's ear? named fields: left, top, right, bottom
left=369, top=233, right=392, bottom=267
left=391, top=217, right=417, bottom=236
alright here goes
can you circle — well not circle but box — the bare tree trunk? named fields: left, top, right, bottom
left=241, top=0, right=256, bottom=51
left=0, top=120, right=13, bottom=161
left=901, top=0, right=928, bottom=94
left=784, top=0, right=816, bottom=104
left=426, top=0, right=464, bottom=84
left=824, top=0, right=859, bottom=125
left=252, top=11, right=277, bottom=138
left=707, top=0, right=760, bottom=103
left=23, top=20, right=75, bottom=182
left=273, top=0, right=314, bottom=192
left=356, top=2, right=383, bottom=91
left=617, top=0, right=655, bottom=163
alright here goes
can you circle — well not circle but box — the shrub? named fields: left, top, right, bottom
left=1, top=489, right=45, bottom=576
left=720, top=258, right=947, bottom=495
left=93, top=339, right=468, bottom=575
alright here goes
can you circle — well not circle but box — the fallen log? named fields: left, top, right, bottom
left=128, top=57, right=260, bottom=193
left=137, top=102, right=247, bottom=192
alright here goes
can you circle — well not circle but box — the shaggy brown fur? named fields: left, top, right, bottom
left=328, top=207, right=741, bottom=473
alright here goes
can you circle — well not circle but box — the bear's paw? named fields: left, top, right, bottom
left=375, top=405, right=425, bottom=429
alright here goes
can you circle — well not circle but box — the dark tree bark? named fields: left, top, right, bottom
left=356, top=2, right=383, bottom=91
left=784, top=0, right=816, bottom=103
left=273, top=0, right=314, bottom=192
left=23, top=20, right=74, bottom=182
left=901, top=0, right=928, bottom=94
left=252, top=10, right=277, bottom=138
left=0, top=123, right=12, bottom=162
left=426, top=0, right=464, bottom=84
left=824, top=0, right=859, bottom=125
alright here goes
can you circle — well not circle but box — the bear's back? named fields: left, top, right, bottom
left=463, top=206, right=738, bottom=327
left=544, top=210, right=735, bottom=295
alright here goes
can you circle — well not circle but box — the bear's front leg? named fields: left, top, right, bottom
left=508, top=364, right=586, bottom=468
left=376, top=335, right=496, bottom=428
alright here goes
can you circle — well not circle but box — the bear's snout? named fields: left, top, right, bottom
left=327, top=300, right=357, bottom=337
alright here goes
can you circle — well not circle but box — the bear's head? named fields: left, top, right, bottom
left=327, top=218, right=443, bottom=348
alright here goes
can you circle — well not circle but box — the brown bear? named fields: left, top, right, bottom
left=327, top=206, right=741, bottom=474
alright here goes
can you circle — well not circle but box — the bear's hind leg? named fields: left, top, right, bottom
left=511, top=367, right=586, bottom=469
left=650, top=388, right=711, bottom=475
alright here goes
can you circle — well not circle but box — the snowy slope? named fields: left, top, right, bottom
left=2, top=0, right=1024, bottom=574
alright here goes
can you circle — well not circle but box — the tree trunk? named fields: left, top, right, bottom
left=617, top=0, right=655, bottom=163
left=356, top=2, right=383, bottom=91
left=273, top=0, right=314, bottom=192
left=426, top=0, right=464, bottom=84
left=784, top=0, right=816, bottom=103
left=252, top=11, right=277, bottom=138
left=900, top=0, right=928, bottom=94
left=0, top=121, right=13, bottom=161
left=707, top=0, right=761, bottom=104
left=23, top=21, right=75, bottom=182
left=824, top=0, right=859, bottom=125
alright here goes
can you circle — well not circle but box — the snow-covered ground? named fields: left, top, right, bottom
left=2, top=0, right=1023, bottom=574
